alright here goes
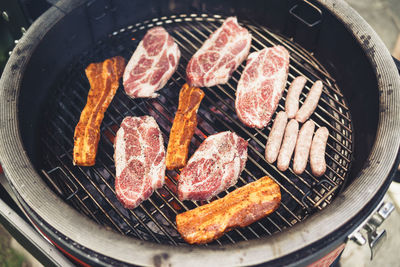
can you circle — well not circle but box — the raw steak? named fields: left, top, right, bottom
left=186, top=17, right=251, bottom=87
left=114, top=116, right=166, bottom=209
left=123, top=27, right=181, bottom=98
left=178, top=131, right=248, bottom=201
left=235, top=45, right=290, bottom=128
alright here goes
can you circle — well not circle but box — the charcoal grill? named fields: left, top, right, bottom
left=0, top=0, right=399, bottom=266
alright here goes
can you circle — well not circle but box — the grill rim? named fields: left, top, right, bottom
left=0, top=0, right=400, bottom=266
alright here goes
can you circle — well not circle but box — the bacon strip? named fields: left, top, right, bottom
left=166, top=84, right=204, bottom=170
left=176, top=176, right=281, bottom=244
left=73, top=56, right=126, bottom=166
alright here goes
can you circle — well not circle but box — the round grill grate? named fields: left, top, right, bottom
left=39, top=14, right=353, bottom=246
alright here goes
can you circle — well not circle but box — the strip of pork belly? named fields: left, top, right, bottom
left=176, top=176, right=281, bottom=244
left=166, top=84, right=205, bottom=170
left=73, top=56, right=126, bottom=166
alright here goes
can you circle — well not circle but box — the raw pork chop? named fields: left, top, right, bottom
left=235, top=46, right=290, bottom=128
left=178, top=131, right=248, bottom=201
left=123, top=27, right=181, bottom=98
left=186, top=17, right=251, bottom=87
left=114, top=116, right=166, bottom=209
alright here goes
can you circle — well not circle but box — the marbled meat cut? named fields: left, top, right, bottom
left=123, top=27, right=181, bottom=98
left=73, top=56, right=126, bottom=166
left=176, top=176, right=281, bottom=244
left=178, top=131, right=248, bottom=201
left=186, top=17, right=251, bottom=87
left=114, top=116, right=166, bottom=209
left=235, top=45, right=290, bottom=128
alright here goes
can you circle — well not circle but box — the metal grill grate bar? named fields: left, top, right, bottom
left=40, top=14, right=353, bottom=246
left=73, top=91, right=188, bottom=244
left=47, top=121, right=164, bottom=242
left=144, top=94, right=280, bottom=237
left=154, top=79, right=299, bottom=229
left=49, top=87, right=182, bottom=244
left=41, top=150, right=108, bottom=227
left=193, top=21, right=353, bottom=143
left=196, top=19, right=345, bottom=106
left=174, top=22, right=353, bottom=159
left=121, top=90, right=249, bottom=244
left=170, top=34, right=341, bottom=209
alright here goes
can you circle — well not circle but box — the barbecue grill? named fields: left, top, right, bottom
left=0, top=0, right=399, bottom=266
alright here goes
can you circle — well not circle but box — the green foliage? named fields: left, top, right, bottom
left=0, top=225, right=25, bottom=267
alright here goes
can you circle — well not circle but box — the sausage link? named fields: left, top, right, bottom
left=310, top=127, right=329, bottom=177
left=265, top=111, right=288, bottom=164
left=293, top=120, right=315, bottom=174
left=295, top=80, right=323, bottom=123
left=285, top=76, right=307, bottom=119
left=277, top=119, right=299, bottom=171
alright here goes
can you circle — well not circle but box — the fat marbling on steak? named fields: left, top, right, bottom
left=123, top=27, right=181, bottom=98
left=235, top=45, right=290, bottom=128
left=178, top=131, right=248, bottom=201
left=114, top=116, right=166, bottom=209
left=186, top=17, right=251, bottom=87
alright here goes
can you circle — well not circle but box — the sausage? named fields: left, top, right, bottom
left=176, top=176, right=281, bottom=244
left=277, top=119, right=299, bottom=171
left=285, top=76, right=307, bottom=119
left=310, top=127, right=329, bottom=177
left=293, top=120, right=315, bottom=174
left=295, top=80, right=323, bottom=123
left=265, top=111, right=288, bottom=164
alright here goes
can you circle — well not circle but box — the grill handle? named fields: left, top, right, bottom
left=289, top=0, right=322, bottom=27
left=287, top=0, right=323, bottom=51
left=352, top=86, right=400, bottom=256
left=348, top=201, right=395, bottom=260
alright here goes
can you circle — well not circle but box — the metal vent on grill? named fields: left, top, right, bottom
left=39, top=14, right=353, bottom=246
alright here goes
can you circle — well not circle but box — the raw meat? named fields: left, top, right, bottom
left=285, top=76, right=307, bottom=119
left=114, top=116, right=166, bottom=209
left=296, top=80, right=323, bottom=123
left=310, top=127, right=329, bottom=177
left=123, top=27, right=181, bottom=98
left=293, top=120, right=315, bottom=175
left=176, top=176, right=281, bottom=244
left=235, top=45, right=290, bottom=128
left=265, top=111, right=288, bottom=164
left=277, top=119, right=299, bottom=172
left=186, top=17, right=251, bottom=87
left=178, top=131, right=248, bottom=201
